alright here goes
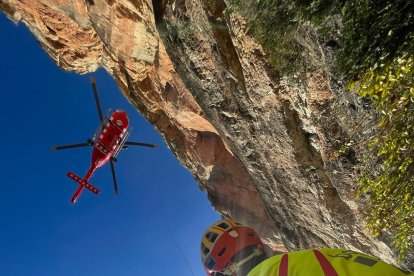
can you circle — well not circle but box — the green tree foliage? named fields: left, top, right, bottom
left=340, top=0, right=414, bottom=259
left=226, top=0, right=414, bottom=259
left=357, top=57, right=414, bottom=259
left=340, top=1, right=414, bottom=78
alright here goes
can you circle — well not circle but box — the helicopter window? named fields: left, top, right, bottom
left=217, top=222, right=229, bottom=229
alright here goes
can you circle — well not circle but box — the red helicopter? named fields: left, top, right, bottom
left=52, top=76, right=157, bottom=204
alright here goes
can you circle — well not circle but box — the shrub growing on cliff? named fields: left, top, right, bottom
left=227, top=0, right=343, bottom=73
left=340, top=0, right=414, bottom=259
left=356, top=57, right=414, bottom=259
left=339, top=0, right=414, bottom=78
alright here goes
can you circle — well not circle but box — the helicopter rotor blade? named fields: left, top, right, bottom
left=124, top=141, right=158, bottom=148
left=110, top=160, right=119, bottom=195
left=51, top=143, right=92, bottom=151
left=90, top=76, right=104, bottom=122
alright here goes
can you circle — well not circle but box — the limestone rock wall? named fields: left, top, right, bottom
left=0, top=0, right=404, bottom=267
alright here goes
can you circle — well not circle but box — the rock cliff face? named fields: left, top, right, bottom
left=1, top=0, right=406, bottom=267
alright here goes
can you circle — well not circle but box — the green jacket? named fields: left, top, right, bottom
left=248, top=248, right=413, bottom=276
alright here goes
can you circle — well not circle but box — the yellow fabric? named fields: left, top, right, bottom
left=247, top=248, right=413, bottom=276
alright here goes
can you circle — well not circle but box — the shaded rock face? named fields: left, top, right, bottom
left=1, top=0, right=407, bottom=267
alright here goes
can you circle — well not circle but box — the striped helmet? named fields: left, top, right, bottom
left=201, top=219, right=264, bottom=275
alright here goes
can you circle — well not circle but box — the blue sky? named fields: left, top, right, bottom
left=0, top=14, right=219, bottom=276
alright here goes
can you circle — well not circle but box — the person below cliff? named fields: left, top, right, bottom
left=200, top=219, right=413, bottom=276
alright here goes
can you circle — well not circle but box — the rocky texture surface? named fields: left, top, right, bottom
left=1, top=0, right=410, bottom=268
